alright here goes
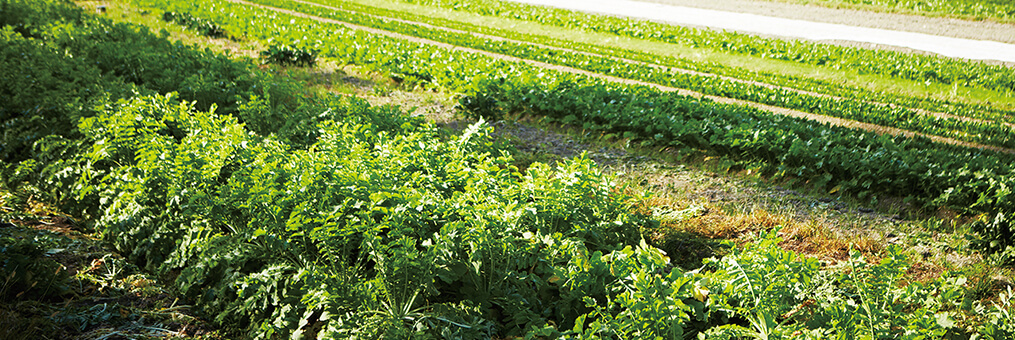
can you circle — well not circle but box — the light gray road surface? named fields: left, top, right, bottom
left=507, top=0, right=1015, bottom=63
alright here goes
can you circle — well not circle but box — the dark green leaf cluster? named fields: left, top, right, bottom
left=0, top=227, right=70, bottom=301
left=970, top=212, right=1015, bottom=260
left=162, top=11, right=227, bottom=38
left=259, top=43, right=318, bottom=67
left=0, top=27, right=108, bottom=162
left=0, top=0, right=85, bottom=39
left=0, top=0, right=255, bottom=165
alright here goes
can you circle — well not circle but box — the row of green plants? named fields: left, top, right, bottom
left=801, top=0, right=1015, bottom=22
left=70, top=92, right=1015, bottom=337
left=0, top=0, right=257, bottom=166
left=235, top=0, right=1015, bottom=150
left=298, top=0, right=1015, bottom=126
left=395, top=0, right=1015, bottom=95
left=127, top=0, right=1015, bottom=251
left=5, top=0, right=1015, bottom=337
left=160, top=9, right=319, bottom=67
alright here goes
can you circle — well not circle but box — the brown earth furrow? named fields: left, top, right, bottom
left=229, top=0, right=1015, bottom=154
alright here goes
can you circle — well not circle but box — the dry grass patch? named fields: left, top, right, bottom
left=779, top=221, right=886, bottom=261
left=663, top=208, right=788, bottom=239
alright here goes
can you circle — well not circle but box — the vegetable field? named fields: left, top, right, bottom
left=1, top=0, right=1013, bottom=338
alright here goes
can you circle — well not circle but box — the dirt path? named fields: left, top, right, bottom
left=639, top=0, right=1015, bottom=45
left=229, top=0, right=1015, bottom=155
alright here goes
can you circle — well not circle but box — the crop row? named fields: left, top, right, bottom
left=301, top=0, right=1015, bottom=126
left=241, top=0, right=1015, bottom=149
left=395, top=0, right=1015, bottom=95
left=133, top=0, right=1015, bottom=221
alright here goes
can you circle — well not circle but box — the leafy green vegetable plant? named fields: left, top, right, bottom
left=260, top=43, right=319, bottom=67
